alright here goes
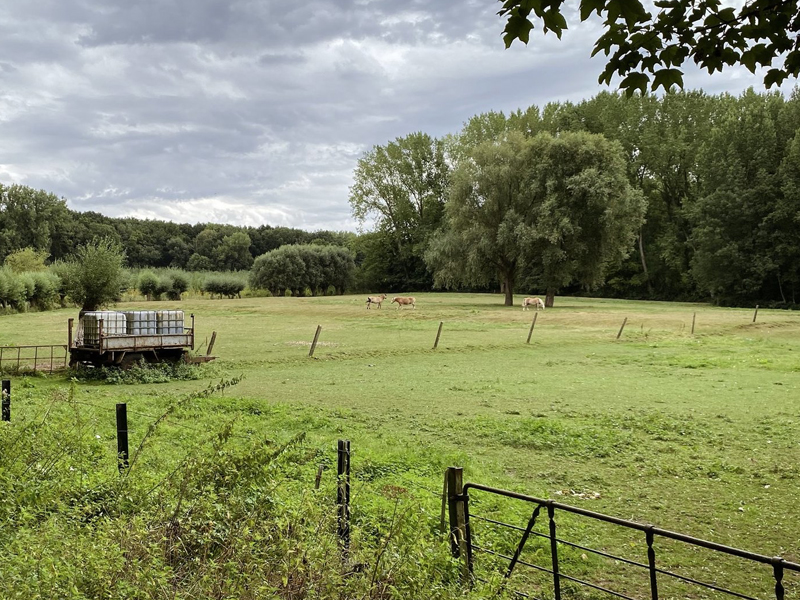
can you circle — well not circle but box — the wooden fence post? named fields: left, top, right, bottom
left=309, top=325, right=322, bottom=357
left=433, top=321, right=444, bottom=350
left=526, top=313, right=539, bottom=344
left=753, top=305, right=759, bottom=323
left=337, top=439, right=351, bottom=555
left=206, top=331, right=217, bottom=356
left=315, top=464, right=324, bottom=490
left=691, top=312, right=696, bottom=335
left=447, top=466, right=471, bottom=582
left=116, top=403, right=129, bottom=473
left=616, top=317, right=628, bottom=340
left=68, top=318, right=74, bottom=350
left=1, top=380, right=10, bottom=422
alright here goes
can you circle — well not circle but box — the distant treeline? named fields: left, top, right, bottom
left=0, top=187, right=353, bottom=272
left=4, top=88, right=800, bottom=307
left=350, top=88, right=800, bottom=307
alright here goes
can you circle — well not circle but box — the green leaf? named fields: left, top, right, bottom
left=579, top=0, right=606, bottom=21
left=618, top=0, right=649, bottom=30
left=619, top=72, right=650, bottom=96
left=764, top=68, right=787, bottom=88
left=651, top=67, right=684, bottom=91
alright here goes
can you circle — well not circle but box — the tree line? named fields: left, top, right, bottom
left=350, top=88, right=800, bottom=307
left=0, top=186, right=353, bottom=271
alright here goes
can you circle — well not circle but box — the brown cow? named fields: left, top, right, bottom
left=392, top=296, right=416, bottom=309
left=366, top=294, right=387, bottom=309
left=522, top=297, right=545, bottom=311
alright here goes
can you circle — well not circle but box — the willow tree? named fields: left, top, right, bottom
left=426, top=130, right=645, bottom=306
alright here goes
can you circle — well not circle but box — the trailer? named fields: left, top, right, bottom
left=68, top=310, right=213, bottom=368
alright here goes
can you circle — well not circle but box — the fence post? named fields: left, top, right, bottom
left=206, top=331, right=217, bottom=356
left=753, top=305, right=759, bottom=323
left=433, top=321, right=444, bottom=350
left=447, top=466, right=470, bottom=582
left=314, top=464, right=324, bottom=490
left=526, top=312, right=538, bottom=344
left=646, top=527, right=659, bottom=600
left=116, top=403, right=129, bottom=473
left=337, top=439, right=351, bottom=555
left=309, top=325, right=322, bottom=357
left=691, top=312, right=696, bottom=335
left=1, top=380, right=10, bottom=422
left=68, top=318, right=74, bottom=349
left=616, top=317, right=628, bottom=340
left=547, top=504, right=562, bottom=600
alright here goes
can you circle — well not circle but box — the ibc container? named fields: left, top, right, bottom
left=123, top=310, right=157, bottom=335
left=156, top=310, right=184, bottom=334
left=80, top=311, right=127, bottom=346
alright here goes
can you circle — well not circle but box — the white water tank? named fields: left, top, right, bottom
left=156, top=310, right=184, bottom=334
left=123, top=310, right=157, bottom=335
left=80, top=311, right=127, bottom=345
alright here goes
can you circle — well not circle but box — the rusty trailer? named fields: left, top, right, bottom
left=68, top=312, right=206, bottom=368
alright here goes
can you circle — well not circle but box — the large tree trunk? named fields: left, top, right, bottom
left=638, top=229, right=653, bottom=296
left=545, top=288, right=556, bottom=308
left=503, top=272, right=514, bottom=306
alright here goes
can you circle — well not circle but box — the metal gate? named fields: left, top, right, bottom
left=452, top=479, right=799, bottom=600
left=0, top=345, right=68, bottom=373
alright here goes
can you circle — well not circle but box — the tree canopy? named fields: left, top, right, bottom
left=497, top=0, right=800, bottom=94
left=426, top=131, right=644, bottom=306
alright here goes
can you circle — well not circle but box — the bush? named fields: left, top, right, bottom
left=203, top=274, right=246, bottom=299
left=167, top=271, right=189, bottom=300
left=0, top=268, right=26, bottom=309
left=137, top=271, right=160, bottom=300
left=4, top=247, right=48, bottom=273
left=29, top=271, right=61, bottom=309
left=64, top=238, right=127, bottom=311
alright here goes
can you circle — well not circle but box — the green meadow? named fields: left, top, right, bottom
left=2, top=294, right=799, bottom=598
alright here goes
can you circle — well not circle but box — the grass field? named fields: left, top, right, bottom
left=2, top=293, right=799, bottom=598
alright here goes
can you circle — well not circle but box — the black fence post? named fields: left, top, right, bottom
left=753, top=305, right=760, bottom=323
left=116, top=403, right=129, bottom=473
left=337, top=439, right=351, bottom=554
left=774, top=558, right=785, bottom=600
left=646, top=527, right=659, bottom=600
left=616, top=317, right=628, bottom=340
left=548, top=504, right=562, bottom=600
left=1, top=380, right=10, bottom=422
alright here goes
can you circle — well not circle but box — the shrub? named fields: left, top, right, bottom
left=203, top=274, right=246, bottom=299
left=29, top=271, right=61, bottom=309
left=64, top=238, right=127, bottom=311
left=4, top=247, right=48, bottom=273
left=167, top=271, right=189, bottom=300
left=0, top=268, right=26, bottom=309
left=137, top=270, right=160, bottom=300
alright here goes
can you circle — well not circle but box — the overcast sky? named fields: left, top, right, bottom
left=0, top=1, right=791, bottom=232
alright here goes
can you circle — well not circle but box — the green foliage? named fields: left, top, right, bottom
left=73, top=359, right=214, bottom=384
left=63, top=237, right=127, bottom=311
left=167, top=270, right=190, bottom=300
left=497, top=0, right=800, bottom=94
left=203, top=273, right=247, bottom=298
left=426, top=130, right=644, bottom=306
left=186, top=252, right=214, bottom=271
left=250, top=244, right=355, bottom=296
left=349, top=132, right=449, bottom=290
left=3, top=247, right=49, bottom=273
left=136, top=270, right=160, bottom=300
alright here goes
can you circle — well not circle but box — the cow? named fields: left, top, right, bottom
left=366, top=294, right=388, bottom=309
left=522, top=297, right=545, bottom=311
left=392, top=296, right=416, bottom=309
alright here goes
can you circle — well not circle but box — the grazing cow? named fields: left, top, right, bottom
left=392, top=296, right=416, bottom=309
left=522, top=297, right=545, bottom=311
left=366, top=294, right=388, bottom=309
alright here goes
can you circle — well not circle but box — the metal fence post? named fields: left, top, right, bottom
left=337, top=439, right=351, bottom=554
left=1, top=380, right=10, bottom=422
left=548, top=503, right=562, bottom=600
left=116, top=403, right=129, bottom=473
left=646, top=527, right=659, bottom=600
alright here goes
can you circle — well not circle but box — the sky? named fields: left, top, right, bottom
left=0, top=1, right=791, bottom=232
